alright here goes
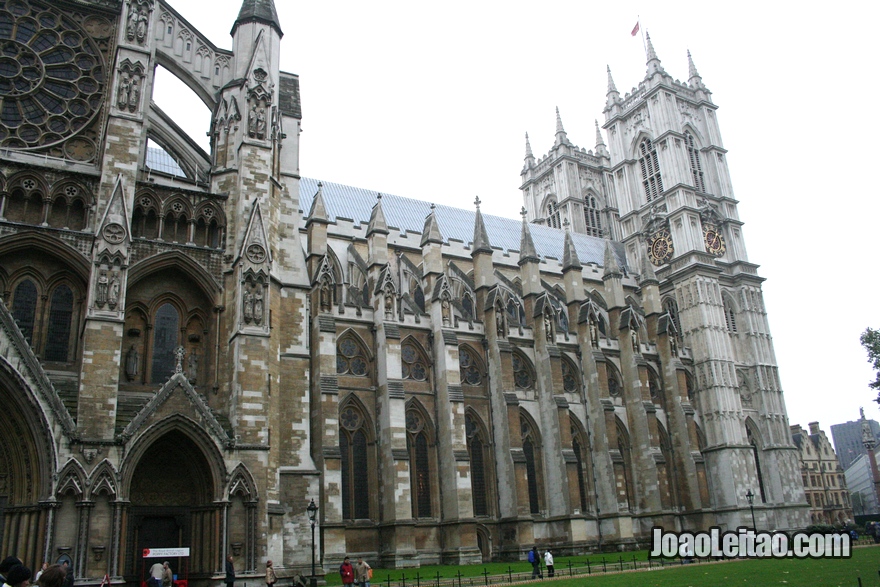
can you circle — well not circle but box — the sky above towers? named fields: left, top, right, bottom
left=154, top=0, right=880, bottom=431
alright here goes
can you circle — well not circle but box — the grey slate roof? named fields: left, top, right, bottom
left=234, top=0, right=282, bottom=34
left=300, top=177, right=628, bottom=270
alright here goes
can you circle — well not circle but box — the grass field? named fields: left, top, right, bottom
left=322, top=546, right=880, bottom=587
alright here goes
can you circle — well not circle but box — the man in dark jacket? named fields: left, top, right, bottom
left=0, top=557, right=23, bottom=585
left=528, top=547, right=542, bottom=579
left=225, top=556, right=235, bottom=587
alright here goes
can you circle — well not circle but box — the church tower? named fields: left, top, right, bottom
left=602, top=34, right=806, bottom=529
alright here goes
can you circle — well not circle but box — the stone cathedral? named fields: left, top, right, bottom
left=0, top=0, right=808, bottom=582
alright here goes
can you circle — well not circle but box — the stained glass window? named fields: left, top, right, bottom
left=512, top=353, right=533, bottom=390
left=459, top=347, right=481, bottom=386
left=337, top=336, right=368, bottom=376
left=402, top=342, right=427, bottom=381
left=469, top=434, right=488, bottom=516
left=44, top=284, right=73, bottom=361
left=151, top=303, right=179, bottom=382
left=572, top=435, right=588, bottom=512
left=523, top=436, right=540, bottom=514
left=562, top=360, right=578, bottom=393
left=11, top=279, right=37, bottom=344
left=340, top=407, right=370, bottom=520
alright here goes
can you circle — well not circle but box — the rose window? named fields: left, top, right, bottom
left=0, top=0, right=106, bottom=151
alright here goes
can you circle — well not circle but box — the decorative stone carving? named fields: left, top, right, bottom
left=384, top=285, right=395, bottom=320
left=544, top=309, right=554, bottom=342
left=187, top=349, right=198, bottom=383
left=319, top=277, right=332, bottom=313
left=495, top=300, right=506, bottom=338
left=589, top=317, right=599, bottom=348
left=243, top=289, right=253, bottom=323
left=108, top=273, right=120, bottom=309
left=117, top=60, right=146, bottom=113
left=95, top=271, right=108, bottom=308
left=174, top=346, right=185, bottom=374
left=125, top=345, right=139, bottom=381
left=441, top=296, right=451, bottom=327
left=631, top=328, right=639, bottom=353
left=126, top=0, right=150, bottom=45
left=246, top=243, right=266, bottom=264
left=253, top=285, right=264, bottom=325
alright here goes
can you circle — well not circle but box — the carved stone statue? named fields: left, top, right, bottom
left=125, top=345, right=139, bottom=381
left=670, top=334, right=678, bottom=356
left=248, top=104, right=257, bottom=138
left=384, top=286, right=394, bottom=320
left=589, top=318, right=599, bottom=349
left=187, top=349, right=199, bottom=383
left=126, top=5, right=138, bottom=41
left=129, top=76, right=140, bottom=111
left=495, top=303, right=506, bottom=337
left=108, top=273, right=120, bottom=309
left=544, top=311, right=553, bottom=343
left=96, top=271, right=108, bottom=308
left=117, top=73, right=130, bottom=110
left=631, top=328, right=639, bottom=353
left=319, top=279, right=332, bottom=313
left=253, top=285, right=264, bottom=325
left=135, top=8, right=147, bottom=43
left=243, top=289, right=253, bottom=323
left=256, top=107, right=267, bottom=139
left=441, top=297, right=451, bottom=327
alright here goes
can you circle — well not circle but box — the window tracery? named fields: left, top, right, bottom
left=337, top=335, right=369, bottom=377
left=465, top=413, right=489, bottom=516
left=459, top=346, right=482, bottom=386
left=584, top=195, right=602, bottom=237
left=406, top=407, right=432, bottom=518
left=638, top=138, right=664, bottom=202
left=401, top=341, right=427, bottom=381
left=521, top=414, right=540, bottom=514
left=339, top=403, right=370, bottom=520
left=512, top=352, right=534, bottom=390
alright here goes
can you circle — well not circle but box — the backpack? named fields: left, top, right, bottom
left=527, top=550, right=535, bottom=564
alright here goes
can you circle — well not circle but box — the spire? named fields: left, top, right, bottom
left=606, top=65, right=618, bottom=95
left=471, top=196, right=493, bottom=255
left=602, top=241, right=623, bottom=278
left=639, top=248, right=658, bottom=285
left=420, top=204, right=444, bottom=247
left=687, top=49, right=703, bottom=87
left=554, top=107, right=568, bottom=146
left=645, top=31, right=664, bottom=75
left=594, top=120, right=605, bottom=147
left=306, top=181, right=329, bottom=225
left=518, top=207, right=540, bottom=266
left=562, top=220, right=582, bottom=272
left=367, top=193, right=389, bottom=237
left=525, top=132, right=534, bottom=159
left=233, top=0, right=282, bottom=36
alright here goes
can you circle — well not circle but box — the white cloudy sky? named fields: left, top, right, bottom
left=153, top=0, right=880, bottom=433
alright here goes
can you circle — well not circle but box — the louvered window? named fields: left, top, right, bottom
left=685, top=132, right=705, bottom=193
left=638, top=139, right=664, bottom=202
left=546, top=201, right=561, bottom=229
left=584, top=196, right=602, bottom=237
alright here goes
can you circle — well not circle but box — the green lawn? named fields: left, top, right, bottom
left=324, top=546, right=880, bottom=587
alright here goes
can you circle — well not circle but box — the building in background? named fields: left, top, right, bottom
left=791, top=422, right=853, bottom=525
left=846, top=452, right=880, bottom=516
left=832, top=416, right=880, bottom=471
left=0, top=0, right=808, bottom=583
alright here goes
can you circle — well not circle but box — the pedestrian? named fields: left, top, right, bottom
left=5, top=565, right=32, bottom=587
left=543, top=550, right=554, bottom=578
left=148, top=561, right=163, bottom=587
left=59, top=561, right=73, bottom=587
left=265, top=560, right=276, bottom=587
left=339, top=556, right=355, bottom=587
left=0, top=558, right=23, bottom=585
left=225, top=556, right=235, bottom=587
left=34, top=564, right=48, bottom=583
left=37, top=566, right=65, bottom=587
left=355, top=557, right=371, bottom=587
left=873, top=522, right=880, bottom=544
left=161, top=562, right=172, bottom=587
left=528, top=546, right=542, bottom=579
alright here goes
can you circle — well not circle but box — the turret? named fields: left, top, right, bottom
left=645, top=31, right=664, bottom=77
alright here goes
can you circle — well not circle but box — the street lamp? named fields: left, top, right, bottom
left=746, top=489, right=757, bottom=529
left=307, top=499, right=319, bottom=587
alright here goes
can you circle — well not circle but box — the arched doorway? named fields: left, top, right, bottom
left=0, top=366, right=55, bottom=569
left=127, top=430, right=220, bottom=581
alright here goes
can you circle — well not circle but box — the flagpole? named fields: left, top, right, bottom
left=639, top=15, right=647, bottom=59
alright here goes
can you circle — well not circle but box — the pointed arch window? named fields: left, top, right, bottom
left=44, top=285, right=74, bottom=361
left=571, top=425, right=589, bottom=513
left=459, top=346, right=482, bottom=386
left=616, top=420, right=634, bottom=510
left=151, top=303, right=179, bottom=383
left=562, top=359, right=579, bottom=393
left=747, top=426, right=767, bottom=502
left=11, top=279, right=38, bottom=344
left=546, top=200, right=561, bottom=229
left=461, top=293, right=474, bottom=320
left=723, top=296, right=737, bottom=332
left=465, top=414, right=489, bottom=517
left=512, top=352, right=534, bottom=390
left=521, top=415, right=541, bottom=514
left=401, top=341, right=428, bottom=381
left=638, top=138, right=664, bottom=202
left=584, top=196, right=602, bottom=237
left=337, top=335, right=369, bottom=377
left=339, top=404, right=370, bottom=520
left=406, top=409, right=432, bottom=518
left=663, top=298, right=681, bottom=334
left=607, top=364, right=622, bottom=397
left=685, top=132, right=705, bottom=193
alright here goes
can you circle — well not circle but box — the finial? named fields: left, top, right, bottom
left=175, top=346, right=185, bottom=374
left=317, top=180, right=323, bottom=188
left=430, top=203, right=436, bottom=210
left=377, top=193, right=383, bottom=201
left=525, top=132, right=534, bottom=159
left=520, top=206, right=527, bottom=219
left=594, top=119, right=605, bottom=146
left=474, top=196, right=481, bottom=209
left=606, top=65, right=618, bottom=94
left=563, top=217, right=570, bottom=231
left=645, top=31, right=657, bottom=61
left=555, top=107, right=565, bottom=134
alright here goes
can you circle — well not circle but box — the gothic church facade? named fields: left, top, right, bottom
left=0, top=0, right=807, bottom=582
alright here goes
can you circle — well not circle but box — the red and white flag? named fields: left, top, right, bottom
left=100, top=575, right=110, bottom=587
left=631, top=21, right=640, bottom=36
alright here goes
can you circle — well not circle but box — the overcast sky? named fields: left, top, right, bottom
left=153, top=0, right=880, bottom=434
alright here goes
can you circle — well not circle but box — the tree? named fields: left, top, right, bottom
left=859, top=327, right=880, bottom=405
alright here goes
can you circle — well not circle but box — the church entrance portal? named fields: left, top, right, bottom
left=128, top=430, right=220, bottom=582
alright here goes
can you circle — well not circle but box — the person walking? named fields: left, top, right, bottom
left=543, top=550, right=554, bottom=578
left=355, top=558, right=371, bottom=587
left=225, top=556, right=235, bottom=587
left=528, top=547, right=541, bottom=579
left=339, top=557, right=355, bottom=587
left=148, top=561, right=163, bottom=587
left=161, top=562, right=172, bottom=587
left=265, top=561, right=277, bottom=587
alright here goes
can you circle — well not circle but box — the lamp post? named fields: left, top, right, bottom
left=307, top=499, right=318, bottom=587
left=746, top=489, right=757, bottom=530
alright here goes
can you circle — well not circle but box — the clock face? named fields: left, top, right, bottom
left=703, top=224, right=726, bottom=257
left=648, top=229, right=674, bottom=266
